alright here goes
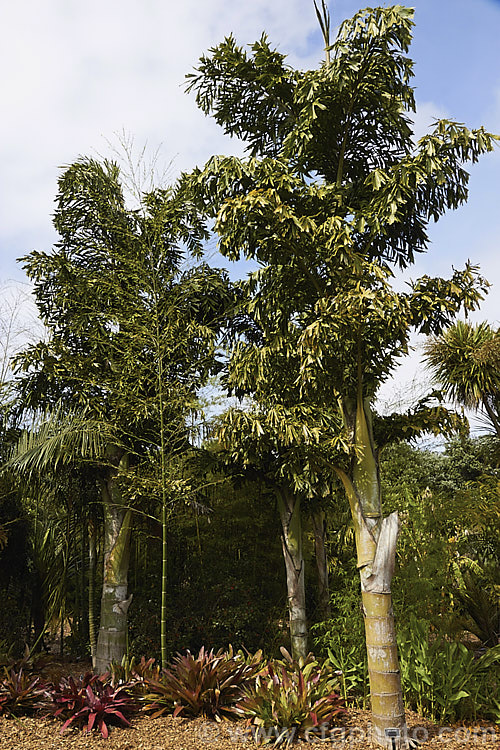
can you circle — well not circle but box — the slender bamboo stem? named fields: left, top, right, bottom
left=88, top=519, right=97, bottom=669
left=150, top=257, right=168, bottom=669
left=161, top=483, right=168, bottom=667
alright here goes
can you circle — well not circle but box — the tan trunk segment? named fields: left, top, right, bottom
left=338, top=395, right=407, bottom=747
left=362, top=590, right=405, bottom=747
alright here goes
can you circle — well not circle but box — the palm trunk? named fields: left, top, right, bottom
left=311, top=509, right=330, bottom=618
left=359, top=515, right=404, bottom=747
left=95, top=454, right=133, bottom=674
left=337, top=393, right=406, bottom=748
left=277, top=488, right=308, bottom=660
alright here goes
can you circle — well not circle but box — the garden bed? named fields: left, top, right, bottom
left=0, top=709, right=496, bottom=750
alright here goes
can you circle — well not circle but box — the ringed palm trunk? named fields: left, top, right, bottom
left=95, top=452, right=133, bottom=674
left=277, top=487, right=308, bottom=660
left=311, top=509, right=330, bottom=619
left=338, top=394, right=406, bottom=748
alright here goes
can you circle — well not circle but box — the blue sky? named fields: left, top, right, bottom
left=0, top=0, right=499, bottom=405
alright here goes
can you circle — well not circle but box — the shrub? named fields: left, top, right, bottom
left=0, top=667, right=49, bottom=716
left=398, top=615, right=500, bottom=723
left=144, top=645, right=262, bottom=720
left=236, top=651, right=345, bottom=745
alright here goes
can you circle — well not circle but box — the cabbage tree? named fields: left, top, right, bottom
left=425, top=321, right=500, bottom=436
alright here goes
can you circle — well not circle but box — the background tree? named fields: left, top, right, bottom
left=424, top=320, right=500, bottom=436
left=0, top=283, right=47, bottom=656
left=185, top=4, right=497, bottom=745
left=12, top=157, right=233, bottom=671
left=217, top=401, right=343, bottom=659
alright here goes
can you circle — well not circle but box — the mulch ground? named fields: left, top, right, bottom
left=0, top=662, right=497, bottom=750
left=1, top=708, right=496, bottom=749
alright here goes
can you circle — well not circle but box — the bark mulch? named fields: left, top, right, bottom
left=0, top=663, right=496, bottom=750
left=0, top=709, right=496, bottom=750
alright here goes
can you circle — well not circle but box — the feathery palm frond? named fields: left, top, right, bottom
left=5, top=404, right=116, bottom=478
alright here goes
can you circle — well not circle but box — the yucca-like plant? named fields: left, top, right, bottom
left=236, top=651, right=345, bottom=745
left=144, top=645, right=262, bottom=720
left=0, top=667, right=49, bottom=716
left=424, top=321, right=500, bottom=435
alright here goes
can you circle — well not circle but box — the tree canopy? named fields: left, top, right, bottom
left=184, top=5, right=498, bottom=744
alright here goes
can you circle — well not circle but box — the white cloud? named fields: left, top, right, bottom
left=411, top=100, right=449, bottom=141
left=1, top=0, right=499, bottom=410
left=0, top=0, right=321, bottom=275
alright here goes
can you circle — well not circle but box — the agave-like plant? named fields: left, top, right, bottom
left=144, top=645, right=262, bottom=721
left=236, top=651, right=345, bottom=746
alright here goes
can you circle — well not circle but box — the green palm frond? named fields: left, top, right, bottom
left=5, top=403, right=115, bottom=478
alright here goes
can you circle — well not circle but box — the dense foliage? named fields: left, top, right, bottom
left=144, top=645, right=262, bottom=720
left=236, top=650, right=345, bottom=745
left=0, top=3, right=498, bottom=742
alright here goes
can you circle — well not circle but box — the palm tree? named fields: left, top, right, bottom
left=424, top=320, right=500, bottom=436
left=11, top=158, right=233, bottom=672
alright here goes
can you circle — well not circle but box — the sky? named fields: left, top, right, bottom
left=1, top=0, right=499, bottom=412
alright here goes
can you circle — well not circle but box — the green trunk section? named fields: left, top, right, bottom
left=277, top=489, right=308, bottom=660
left=335, top=467, right=376, bottom=570
left=338, top=396, right=407, bottom=747
left=88, top=520, right=97, bottom=669
left=95, top=459, right=133, bottom=674
left=362, top=591, right=405, bottom=748
left=352, top=393, right=380, bottom=518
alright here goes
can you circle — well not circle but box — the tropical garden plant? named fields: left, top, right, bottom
left=236, top=650, right=345, bottom=745
left=51, top=673, right=137, bottom=738
left=184, top=2, right=497, bottom=745
left=0, top=667, right=49, bottom=717
left=398, top=616, right=500, bottom=723
left=143, top=645, right=262, bottom=720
